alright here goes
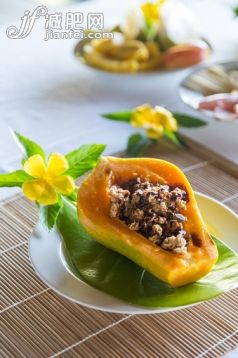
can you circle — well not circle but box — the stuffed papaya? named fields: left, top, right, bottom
left=77, top=157, right=218, bottom=287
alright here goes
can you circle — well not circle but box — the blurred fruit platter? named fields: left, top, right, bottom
left=75, top=1, right=211, bottom=73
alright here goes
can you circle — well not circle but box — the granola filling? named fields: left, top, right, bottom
left=109, top=178, right=189, bottom=254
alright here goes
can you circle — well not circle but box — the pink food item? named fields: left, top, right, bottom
left=163, top=45, right=206, bottom=69
left=198, top=93, right=238, bottom=121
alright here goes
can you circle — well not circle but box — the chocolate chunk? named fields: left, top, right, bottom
left=191, top=234, right=202, bottom=247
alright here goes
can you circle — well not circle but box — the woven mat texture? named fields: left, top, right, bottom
left=1, top=145, right=238, bottom=358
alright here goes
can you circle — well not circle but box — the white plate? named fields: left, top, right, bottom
left=29, top=192, right=238, bottom=314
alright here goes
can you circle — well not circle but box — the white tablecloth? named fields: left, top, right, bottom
left=0, top=0, right=238, bottom=176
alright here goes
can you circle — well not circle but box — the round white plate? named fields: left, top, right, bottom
left=29, top=192, right=238, bottom=314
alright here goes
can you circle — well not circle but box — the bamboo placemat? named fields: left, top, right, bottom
left=1, top=144, right=238, bottom=358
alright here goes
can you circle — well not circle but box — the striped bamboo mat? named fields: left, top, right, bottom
left=1, top=144, right=238, bottom=358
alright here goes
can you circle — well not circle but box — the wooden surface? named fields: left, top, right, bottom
left=1, top=144, right=238, bottom=358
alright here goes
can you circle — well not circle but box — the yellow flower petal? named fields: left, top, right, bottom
left=163, top=116, right=178, bottom=132
left=46, top=153, right=69, bottom=177
left=131, top=104, right=176, bottom=138
left=131, top=104, right=155, bottom=127
left=22, top=179, right=45, bottom=201
left=154, top=105, right=172, bottom=117
left=146, top=125, right=164, bottom=139
left=37, top=182, right=58, bottom=205
left=51, top=175, right=75, bottom=196
left=23, top=179, right=58, bottom=205
left=141, top=1, right=165, bottom=23
left=154, top=106, right=178, bottom=132
left=23, top=155, right=46, bottom=178
left=141, top=2, right=159, bottom=23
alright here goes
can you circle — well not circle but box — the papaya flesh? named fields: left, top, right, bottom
left=77, top=157, right=218, bottom=287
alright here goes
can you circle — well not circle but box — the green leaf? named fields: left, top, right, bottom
left=127, top=133, right=156, bottom=157
left=164, top=130, right=187, bottom=148
left=102, top=111, right=133, bottom=122
left=144, top=21, right=159, bottom=41
left=66, top=189, right=78, bottom=203
left=40, top=199, right=63, bottom=230
left=57, top=199, right=238, bottom=308
left=234, top=6, right=238, bottom=17
left=172, top=113, right=207, bottom=128
left=173, top=132, right=189, bottom=149
left=13, top=131, right=45, bottom=162
left=66, top=144, right=106, bottom=179
left=0, top=170, right=33, bottom=187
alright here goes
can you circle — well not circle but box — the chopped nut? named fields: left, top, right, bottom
left=110, top=203, right=119, bottom=218
left=109, top=177, right=188, bottom=254
left=109, top=185, right=130, bottom=218
left=162, top=235, right=187, bottom=254
left=159, top=202, right=167, bottom=213
left=110, top=186, right=129, bottom=202
left=131, top=192, right=141, bottom=205
left=148, top=235, right=161, bottom=244
left=132, top=208, right=144, bottom=221
left=171, top=187, right=186, bottom=198
left=152, top=224, right=163, bottom=236
left=169, top=220, right=183, bottom=232
left=176, top=199, right=187, bottom=210
left=128, top=222, right=140, bottom=231
left=152, top=201, right=167, bottom=214
left=158, top=216, right=166, bottom=224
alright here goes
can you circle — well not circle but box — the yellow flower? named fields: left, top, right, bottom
left=131, top=104, right=177, bottom=139
left=22, top=153, right=75, bottom=205
left=141, top=0, right=166, bottom=24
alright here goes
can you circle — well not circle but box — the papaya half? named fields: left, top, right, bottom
left=77, top=157, right=218, bottom=287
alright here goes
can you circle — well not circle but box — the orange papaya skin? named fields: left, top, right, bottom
left=77, top=157, right=218, bottom=287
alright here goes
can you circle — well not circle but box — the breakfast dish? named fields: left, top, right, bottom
left=77, top=157, right=218, bottom=287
